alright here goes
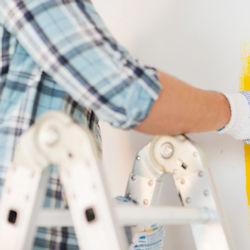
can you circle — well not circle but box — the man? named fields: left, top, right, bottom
left=0, top=0, right=249, bottom=249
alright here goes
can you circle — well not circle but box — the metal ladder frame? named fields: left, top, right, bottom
left=0, top=111, right=234, bottom=250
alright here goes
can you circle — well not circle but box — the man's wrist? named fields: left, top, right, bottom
left=218, top=93, right=250, bottom=141
left=216, top=92, right=231, bottom=131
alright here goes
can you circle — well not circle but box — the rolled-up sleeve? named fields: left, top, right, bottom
left=0, top=0, right=161, bottom=129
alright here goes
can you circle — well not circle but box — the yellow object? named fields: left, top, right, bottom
left=244, top=145, right=250, bottom=205
left=240, top=42, right=250, bottom=206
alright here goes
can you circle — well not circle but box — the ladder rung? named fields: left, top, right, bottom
left=36, top=206, right=218, bottom=227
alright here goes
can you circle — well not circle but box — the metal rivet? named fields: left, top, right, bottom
left=136, top=155, right=141, bottom=161
left=131, top=175, right=136, bottom=181
left=198, top=171, right=204, bottom=177
left=160, top=142, right=174, bottom=159
left=193, top=152, right=198, bottom=157
left=148, top=180, right=153, bottom=186
left=143, top=199, right=149, bottom=206
left=43, top=127, right=59, bottom=146
left=85, top=160, right=90, bottom=167
left=203, top=190, right=209, bottom=196
left=185, top=197, right=191, bottom=204
left=181, top=163, right=188, bottom=170
left=30, top=172, right=35, bottom=178
left=177, top=159, right=183, bottom=166
left=66, top=170, right=70, bottom=177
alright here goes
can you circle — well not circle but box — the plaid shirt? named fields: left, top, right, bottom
left=0, top=0, right=161, bottom=249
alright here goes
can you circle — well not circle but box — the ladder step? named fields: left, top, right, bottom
left=36, top=206, right=218, bottom=227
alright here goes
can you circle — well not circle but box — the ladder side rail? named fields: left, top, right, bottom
left=34, top=112, right=127, bottom=250
left=150, top=135, right=234, bottom=250
left=124, top=141, right=167, bottom=249
left=0, top=127, right=50, bottom=250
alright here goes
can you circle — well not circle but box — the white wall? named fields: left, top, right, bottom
left=92, top=0, right=250, bottom=249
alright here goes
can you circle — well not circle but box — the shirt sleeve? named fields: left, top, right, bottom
left=0, top=0, right=161, bottom=129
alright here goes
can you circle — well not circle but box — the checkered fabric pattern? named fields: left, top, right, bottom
left=0, top=0, right=161, bottom=249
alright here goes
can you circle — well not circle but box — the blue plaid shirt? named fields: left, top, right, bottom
left=0, top=0, right=161, bottom=249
